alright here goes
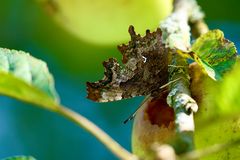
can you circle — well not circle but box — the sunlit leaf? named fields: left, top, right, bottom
left=0, top=48, right=59, bottom=110
left=191, top=30, right=237, bottom=80
left=1, top=156, right=36, bottom=160
left=40, top=0, right=173, bottom=45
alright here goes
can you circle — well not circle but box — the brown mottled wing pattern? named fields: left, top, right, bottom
left=87, top=26, right=169, bottom=102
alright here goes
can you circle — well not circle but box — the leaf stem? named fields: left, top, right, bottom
left=55, top=106, right=137, bottom=160
left=179, top=138, right=240, bottom=160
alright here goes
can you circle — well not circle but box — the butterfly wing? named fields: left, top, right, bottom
left=87, top=26, right=169, bottom=102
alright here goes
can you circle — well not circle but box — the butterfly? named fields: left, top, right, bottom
left=86, top=26, right=174, bottom=123
left=87, top=26, right=170, bottom=103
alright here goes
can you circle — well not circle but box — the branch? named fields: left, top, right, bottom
left=190, top=20, right=209, bottom=38
left=179, top=138, right=240, bottom=160
left=153, top=136, right=240, bottom=160
left=166, top=53, right=196, bottom=153
left=56, top=106, right=137, bottom=160
left=159, top=0, right=204, bottom=154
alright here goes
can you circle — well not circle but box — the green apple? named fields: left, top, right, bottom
left=42, top=0, right=173, bottom=45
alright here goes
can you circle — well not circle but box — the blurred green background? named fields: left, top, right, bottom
left=0, top=0, right=239, bottom=160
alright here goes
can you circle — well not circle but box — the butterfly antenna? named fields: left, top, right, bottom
left=159, top=77, right=181, bottom=89
left=123, top=78, right=181, bottom=124
left=123, top=95, right=151, bottom=124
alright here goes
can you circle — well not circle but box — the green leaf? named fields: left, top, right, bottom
left=191, top=30, right=237, bottom=80
left=194, top=61, right=240, bottom=159
left=0, top=48, right=59, bottom=110
left=1, top=156, right=36, bottom=160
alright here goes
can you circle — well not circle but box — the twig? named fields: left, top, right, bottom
left=190, top=20, right=209, bottom=38
left=160, top=0, right=203, bottom=154
left=166, top=53, right=197, bottom=153
left=152, top=144, right=177, bottom=160
left=56, top=106, right=137, bottom=160
left=179, top=138, right=240, bottom=160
